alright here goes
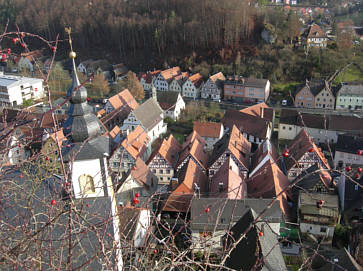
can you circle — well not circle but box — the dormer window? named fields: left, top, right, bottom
left=79, top=174, right=95, bottom=194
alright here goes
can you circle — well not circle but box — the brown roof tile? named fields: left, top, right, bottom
left=163, top=159, right=208, bottom=212
left=240, top=103, right=274, bottom=122
left=223, top=110, right=270, bottom=139
left=121, top=126, right=150, bottom=160
left=161, top=67, right=181, bottom=82
left=189, top=73, right=203, bottom=88
left=284, top=129, right=330, bottom=171
left=148, top=134, right=181, bottom=167
left=108, top=89, right=139, bottom=111
left=210, top=158, right=247, bottom=200
left=193, top=122, right=223, bottom=139
left=307, top=24, right=326, bottom=38
left=131, top=158, right=157, bottom=189
left=108, top=126, right=120, bottom=140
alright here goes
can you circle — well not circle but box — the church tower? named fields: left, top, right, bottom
left=62, top=32, right=112, bottom=199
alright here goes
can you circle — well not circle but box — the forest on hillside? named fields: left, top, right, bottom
left=0, top=0, right=361, bottom=83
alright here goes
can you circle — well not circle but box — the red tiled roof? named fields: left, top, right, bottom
left=147, top=134, right=181, bottom=167
left=108, top=89, right=139, bottom=111
left=284, top=129, right=330, bottom=171
left=250, top=139, right=280, bottom=173
left=239, top=103, right=274, bottom=123
left=210, top=158, right=247, bottom=200
left=121, top=126, right=150, bottom=160
left=131, top=158, right=156, bottom=189
left=193, top=122, right=222, bottom=139
left=163, top=159, right=208, bottom=212
left=161, top=67, right=181, bottom=82
left=247, top=159, right=292, bottom=218
left=209, top=72, right=225, bottom=83
left=189, top=73, right=203, bottom=88
left=108, top=126, right=120, bottom=139
left=307, top=24, right=326, bottom=38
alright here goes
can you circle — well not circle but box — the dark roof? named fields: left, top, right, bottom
left=224, top=208, right=288, bottom=271
left=337, top=84, right=363, bottom=97
left=295, top=80, right=326, bottom=97
left=133, top=98, right=163, bottom=131
left=240, top=102, right=274, bottom=123
left=280, top=109, right=363, bottom=132
left=62, top=135, right=111, bottom=161
left=336, top=134, right=363, bottom=154
left=224, top=77, right=269, bottom=89
left=157, top=91, right=180, bottom=110
left=320, top=248, right=362, bottom=271
left=223, top=109, right=270, bottom=139
left=190, top=197, right=282, bottom=231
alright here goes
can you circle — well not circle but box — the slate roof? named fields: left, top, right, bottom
left=224, top=77, right=269, bottom=89
left=163, top=159, right=208, bottom=213
left=225, top=208, right=288, bottom=271
left=240, top=102, right=274, bottom=122
left=223, top=109, right=270, bottom=139
left=336, top=134, right=363, bottom=155
left=157, top=91, right=180, bottom=110
left=190, top=198, right=282, bottom=231
left=283, top=129, right=330, bottom=172
left=208, top=125, right=251, bottom=170
left=133, top=98, right=163, bottom=131
left=193, top=121, right=223, bottom=139
left=337, top=84, right=363, bottom=97
left=279, top=109, right=363, bottom=132
left=295, top=79, right=326, bottom=97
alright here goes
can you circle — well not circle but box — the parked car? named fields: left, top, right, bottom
left=282, top=100, right=287, bottom=106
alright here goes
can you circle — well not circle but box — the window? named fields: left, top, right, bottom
left=282, top=126, right=286, bottom=130
left=220, top=218, right=226, bottom=223
left=79, top=174, right=95, bottom=194
left=289, top=127, right=292, bottom=131
left=159, top=169, right=163, bottom=174
left=320, top=227, right=327, bottom=233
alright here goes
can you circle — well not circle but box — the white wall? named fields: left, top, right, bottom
left=134, top=209, right=151, bottom=248
left=300, top=223, right=334, bottom=238
left=71, top=158, right=109, bottom=199
left=334, top=150, right=363, bottom=167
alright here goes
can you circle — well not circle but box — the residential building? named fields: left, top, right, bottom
left=117, top=206, right=152, bottom=248
left=0, top=74, right=44, bottom=106
left=14, top=50, right=42, bottom=72
left=336, top=84, right=363, bottom=110
left=156, top=91, right=185, bottom=120
left=248, top=143, right=292, bottom=219
left=162, top=159, right=208, bottom=213
left=208, top=125, right=251, bottom=179
left=278, top=109, right=363, bottom=144
left=224, top=76, right=270, bottom=103
left=209, top=158, right=247, bottom=200
left=193, top=122, right=224, bottom=151
left=335, top=134, right=363, bottom=167
left=223, top=109, right=272, bottom=145
left=153, top=67, right=181, bottom=91
left=77, top=59, right=94, bottom=74
left=224, top=208, right=287, bottom=271
left=111, top=63, right=128, bottom=82
left=168, top=72, right=189, bottom=92
left=121, top=98, right=167, bottom=144
left=182, top=73, right=204, bottom=99
left=298, top=192, right=339, bottom=239
left=109, top=126, right=150, bottom=174
left=201, top=72, right=225, bottom=101
left=115, top=157, right=158, bottom=209
left=302, top=23, right=328, bottom=48
left=147, top=135, right=182, bottom=190
left=294, top=80, right=335, bottom=109
left=139, top=70, right=161, bottom=91
left=77, top=59, right=110, bottom=77
left=239, top=102, right=274, bottom=123
left=190, top=198, right=282, bottom=252
left=175, top=131, right=209, bottom=173
left=281, top=129, right=330, bottom=180
left=104, top=89, right=138, bottom=114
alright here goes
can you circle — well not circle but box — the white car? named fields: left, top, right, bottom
left=282, top=100, right=287, bottom=106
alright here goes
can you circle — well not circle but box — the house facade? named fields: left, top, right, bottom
left=147, top=135, right=181, bottom=190
left=121, top=98, right=167, bottom=144
left=182, top=73, right=204, bottom=99
left=224, top=77, right=270, bottom=103
left=193, top=122, right=224, bottom=151
left=0, top=74, right=44, bottom=106
left=336, top=84, right=363, bottom=111
left=139, top=70, right=161, bottom=91
left=109, top=126, right=150, bottom=174
left=153, top=67, right=181, bottom=91
left=303, top=23, right=328, bottom=48
left=168, top=72, right=189, bottom=92
left=334, top=134, right=363, bottom=167
left=201, top=72, right=225, bottom=101
left=294, top=80, right=335, bottom=109
left=157, top=91, right=185, bottom=121
left=298, top=192, right=339, bottom=239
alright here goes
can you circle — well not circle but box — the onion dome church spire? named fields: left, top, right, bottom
left=63, top=28, right=105, bottom=142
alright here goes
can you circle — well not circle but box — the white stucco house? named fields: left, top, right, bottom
left=157, top=91, right=185, bottom=121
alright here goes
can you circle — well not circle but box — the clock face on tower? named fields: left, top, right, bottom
left=79, top=174, right=96, bottom=195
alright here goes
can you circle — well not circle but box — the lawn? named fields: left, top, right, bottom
left=334, top=64, right=363, bottom=84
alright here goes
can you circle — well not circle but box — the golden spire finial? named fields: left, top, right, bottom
left=65, top=27, right=76, bottom=59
